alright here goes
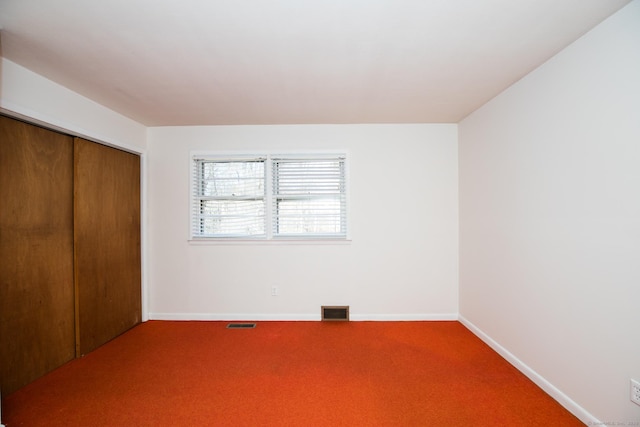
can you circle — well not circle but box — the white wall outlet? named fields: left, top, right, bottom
left=631, top=379, right=640, bottom=406
left=271, top=286, right=279, bottom=296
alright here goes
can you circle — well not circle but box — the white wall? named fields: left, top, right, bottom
left=459, top=1, right=640, bottom=424
left=147, top=124, right=458, bottom=320
left=0, top=58, right=146, bottom=152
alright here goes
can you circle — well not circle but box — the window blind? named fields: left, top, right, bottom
left=272, top=156, right=347, bottom=238
left=191, top=157, right=266, bottom=238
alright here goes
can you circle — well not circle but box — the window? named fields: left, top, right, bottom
left=191, top=153, right=347, bottom=240
left=272, top=157, right=347, bottom=237
left=192, top=157, right=266, bottom=238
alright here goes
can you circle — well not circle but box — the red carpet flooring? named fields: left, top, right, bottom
left=3, top=321, right=583, bottom=426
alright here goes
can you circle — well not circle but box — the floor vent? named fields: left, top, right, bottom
left=321, top=306, right=349, bottom=321
left=226, top=323, right=256, bottom=329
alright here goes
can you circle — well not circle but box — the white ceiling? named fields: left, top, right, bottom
left=0, top=0, right=631, bottom=126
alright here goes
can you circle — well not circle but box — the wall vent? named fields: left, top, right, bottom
left=226, top=323, right=256, bottom=329
left=321, top=306, right=349, bottom=321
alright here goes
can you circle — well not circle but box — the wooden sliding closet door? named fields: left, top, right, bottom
left=0, top=116, right=76, bottom=395
left=74, top=138, right=141, bottom=355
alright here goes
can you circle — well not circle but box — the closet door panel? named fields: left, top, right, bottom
left=0, top=116, right=75, bottom=395
left=74, top=138, right=141, bottom=355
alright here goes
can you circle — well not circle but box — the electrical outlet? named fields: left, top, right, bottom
left=631, top=379, right=640, bottom=406
left=271, top=286, right=279, bottom=296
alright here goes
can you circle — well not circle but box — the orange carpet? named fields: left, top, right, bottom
left=3, top=321, right=582, bottom=426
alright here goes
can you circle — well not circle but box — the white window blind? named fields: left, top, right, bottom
left=272, top=156, right=347, bottom=238
left=191, top=157, right=266, bottom=238
left=191, top=153, right=347, bottom=240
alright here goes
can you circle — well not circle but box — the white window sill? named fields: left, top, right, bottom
left=188, top=238, right=352, bottom=246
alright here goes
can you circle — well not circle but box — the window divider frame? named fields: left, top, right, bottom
left=265, top=157, right=274, bottom=240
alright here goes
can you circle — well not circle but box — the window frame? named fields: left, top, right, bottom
left=190, top=151, right=349, bottom=242
left=191, top=155, right=267, bottom=239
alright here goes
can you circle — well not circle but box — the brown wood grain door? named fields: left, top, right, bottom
left=0, top=116, right=76, bottom=396
left=74, top=138, right=141, bottom=355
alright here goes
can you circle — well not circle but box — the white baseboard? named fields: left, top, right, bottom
left=350, top=313, right=459, bottom=321
left=148, top=313, right=320, bottom=321
left=458, top=314, right=599, bottom=425
left=148, top=312, right=459, bottom=322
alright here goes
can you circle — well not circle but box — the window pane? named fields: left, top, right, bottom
left=198, top=200, right=265, bottom=236
left=275, top=198, right=343, bottom=235
left=193, top=159, right=266, bottom=238
left=274, top=160, right=343, bottom=195
left=272, top=157, right=346, bottom=237
left=200, top=161, right=264, bottom=197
